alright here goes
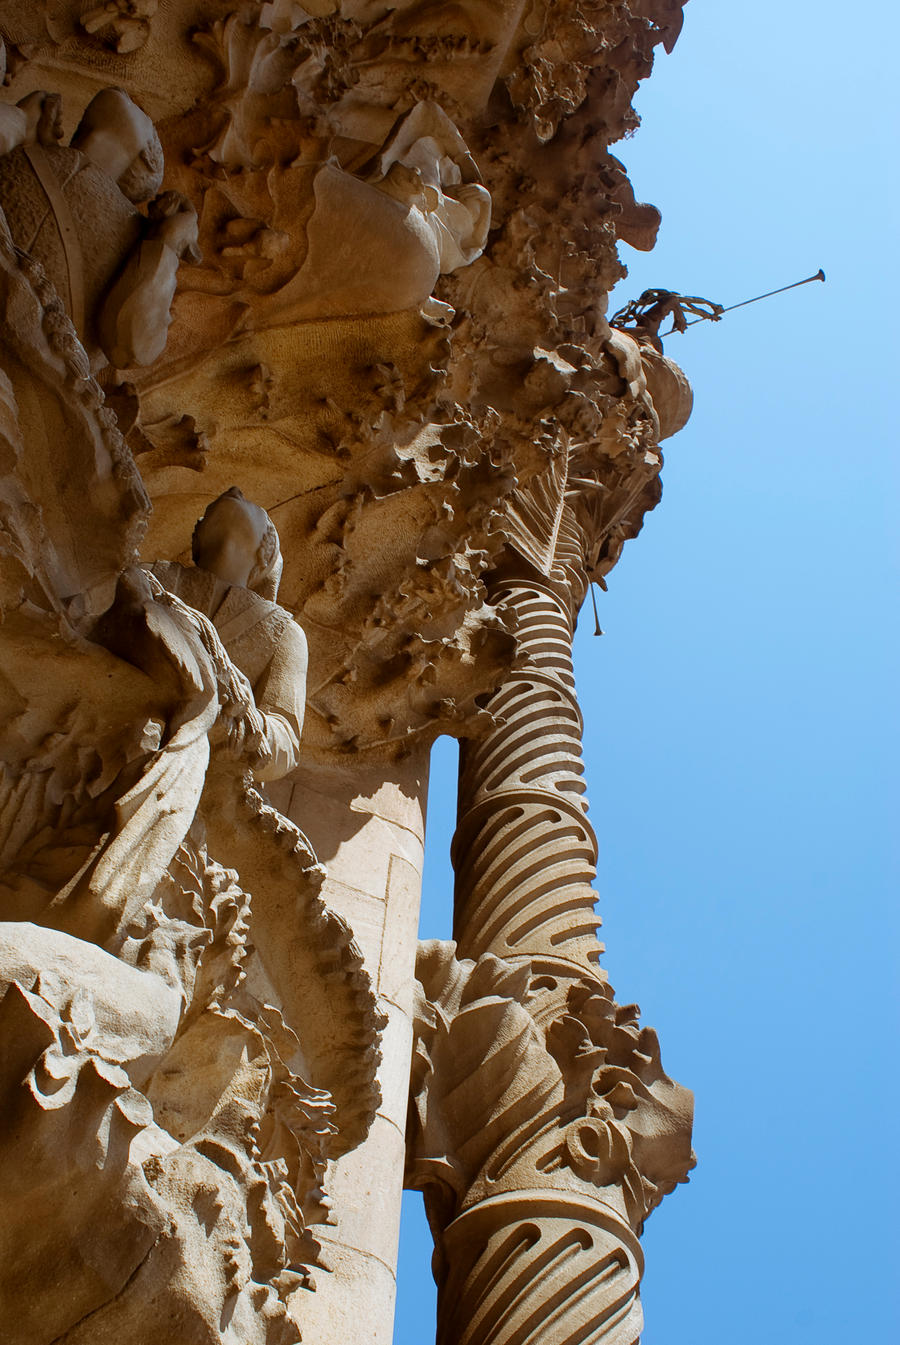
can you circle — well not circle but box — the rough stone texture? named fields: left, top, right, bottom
left=407, top=372, right=695, bottom=1343
left=0, top=2, right=694, bottom=1341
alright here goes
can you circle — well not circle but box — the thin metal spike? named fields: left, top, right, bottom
left=665, top=268, right=826, bottom=336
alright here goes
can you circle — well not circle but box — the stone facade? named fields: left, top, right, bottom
left=0, top=3, right=694, bottom=1342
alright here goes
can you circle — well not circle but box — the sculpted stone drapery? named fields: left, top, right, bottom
left=151, top=486, right=308, bottom=782
left=0, top=104, right=381, bottom=1342
left=0, top=80, right=198, bottom=371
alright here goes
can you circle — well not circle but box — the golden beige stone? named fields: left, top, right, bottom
left=0, top=3, right=694, bottom=1341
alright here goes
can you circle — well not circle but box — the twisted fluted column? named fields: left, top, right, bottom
left=453, top=508, right=603, bottom=974
left=437, top=1195, right=644, bottom=1345
left=410, top=479, right=693, bottom=1345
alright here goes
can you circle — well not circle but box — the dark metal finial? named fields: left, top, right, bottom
left=590, top=583, right=604, bottom=637
left=611, top=270, right=826, bottom=348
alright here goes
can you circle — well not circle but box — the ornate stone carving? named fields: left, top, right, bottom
left=80, top=1, right=159, bottom=55
left=0, top=0, right=690, bottom=757
left=0, top=220, right=383, bottom=1342
left=451, top=333, right=685, bottom=970
left=0, top=82, right=197, bottom=371
left=408, top=944, right=694, bottom=1345
left=0, top=2, right=697, bottom=1340
left=0, top=3, right=159, bottom=57
left=292, top=100, right=491, bottom=321
left=410, top=326, right=694, bottom=1342
left=151, top=487, right=308, bottom=780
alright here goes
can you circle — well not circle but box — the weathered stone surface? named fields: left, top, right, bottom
left=0, top=1, right=695, bottom=1340
left=0, top=169, right=380, bottom=1340
left=409, top=362, right=694, bottom=1340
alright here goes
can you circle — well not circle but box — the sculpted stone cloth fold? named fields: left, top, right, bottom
left=149, top=559, right=307, bottom=782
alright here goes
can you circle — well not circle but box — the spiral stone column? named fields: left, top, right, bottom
left=453, top=504, right=602, bottom=974
left=436, top=1194, right=644, bottom=1345
left=408, top=478, right=694, bottom=1345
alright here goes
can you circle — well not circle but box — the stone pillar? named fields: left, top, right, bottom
left=453, top=559, right=603, bottom=975
left=280, top=751, right=428, bottom=1344
left=436, top=1193, right=644, bottom=1345
left=408, top=487, right=693, bottom=1345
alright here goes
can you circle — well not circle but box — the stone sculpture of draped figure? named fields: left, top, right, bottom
left=0, top=118, right=382, bottom=1341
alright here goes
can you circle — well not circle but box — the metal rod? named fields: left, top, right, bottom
left=713, top=267, right=825, bottom=316
left=670, top=268, right=825, bottom=334
left=590, top=583, right=604, bottom=637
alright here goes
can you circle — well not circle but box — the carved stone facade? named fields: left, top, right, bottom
left=0, top=4, right=693, bottom=1343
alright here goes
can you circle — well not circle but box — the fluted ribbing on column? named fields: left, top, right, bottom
left=436, top=1194, right=644, bottom=1345
left=453, top=551, right=604, bottom=973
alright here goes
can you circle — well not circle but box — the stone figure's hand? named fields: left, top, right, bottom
left=155, top=205, right=201, bottom=261
left=223, top=704, right=273, bottom=770
left=146, top=191, right=201, bottom=261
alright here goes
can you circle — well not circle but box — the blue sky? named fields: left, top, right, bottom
left=395, top=3, right=899, bottom=1341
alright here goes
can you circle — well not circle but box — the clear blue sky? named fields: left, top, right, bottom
left=395, top=3, right=899, bottom=1342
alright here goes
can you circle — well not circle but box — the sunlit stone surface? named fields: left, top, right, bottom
left=0, top=4, right=693, bottom=1341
